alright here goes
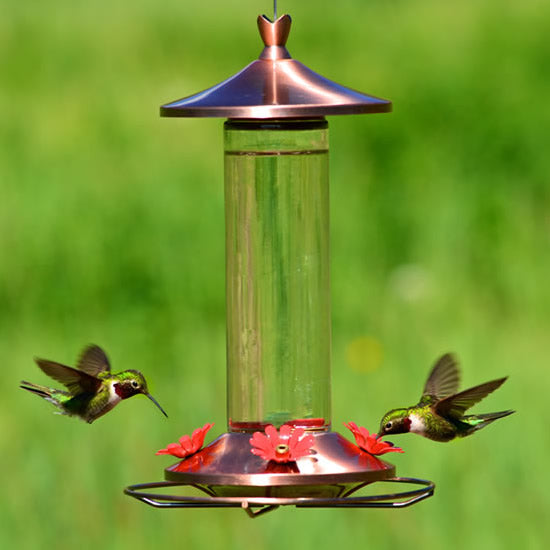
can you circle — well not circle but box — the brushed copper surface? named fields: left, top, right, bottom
left=258, top=13, right=291, bottom=50
left=163, top=431, right=395, bottom=497
left=161, top=14, right=392, bottom=118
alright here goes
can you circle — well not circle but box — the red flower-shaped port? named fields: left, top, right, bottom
left=344, top=421, right=404, bottom=455
left=156, top=423, right=214, bottom=459
left=250, top=424, right=315, bottom=463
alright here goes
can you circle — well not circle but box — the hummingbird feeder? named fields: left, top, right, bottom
left=125, top=6, right=434, bottom=517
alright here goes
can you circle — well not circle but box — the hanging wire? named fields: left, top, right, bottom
left=274, top=1, right=277, bottom=20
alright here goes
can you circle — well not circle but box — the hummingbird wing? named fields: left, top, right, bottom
left=77, top=345, right=111, bottom=376
left=34, top=358, right=101, bottom=395
left=435, top=377, right=508, bottom=419
left=421, top=353, right=461, bottom=402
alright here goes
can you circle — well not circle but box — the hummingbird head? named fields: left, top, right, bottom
left=378, top=409, right=411, bottom=437
left=114, top=370, right=168, bottom=418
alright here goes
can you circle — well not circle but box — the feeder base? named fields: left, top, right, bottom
left=162, top=431, right=395, bottom=498
left=125, top=432, right=435, bottom=516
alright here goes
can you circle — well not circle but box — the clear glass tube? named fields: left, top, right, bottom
left=225, top=119, right=331, bottom=432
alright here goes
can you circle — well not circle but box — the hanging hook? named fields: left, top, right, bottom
left=274, top=0, right=277, bottom=20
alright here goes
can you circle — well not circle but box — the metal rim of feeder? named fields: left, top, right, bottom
left=125, top=12, right=434, bottom=516
left=124, top=477, right=435, bottom=518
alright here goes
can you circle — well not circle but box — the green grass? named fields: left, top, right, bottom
left=2, top=1, right=549, bottom=549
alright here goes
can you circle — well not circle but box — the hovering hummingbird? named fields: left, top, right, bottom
left=20, top=345, right=168, bottom=423
left=378, top=354, right=514, bottom=442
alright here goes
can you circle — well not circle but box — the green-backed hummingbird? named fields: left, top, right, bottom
left=378, top=354, right=514, bottom=442
left=20, top=345, right=168, bottom=423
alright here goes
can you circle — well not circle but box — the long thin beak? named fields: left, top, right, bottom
left=145, top=393, right=168, bottom=418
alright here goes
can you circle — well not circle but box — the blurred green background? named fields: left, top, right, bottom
left=2, top=0, right=549, bottom=548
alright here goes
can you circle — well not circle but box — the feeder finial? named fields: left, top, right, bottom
left=258, top=14, right=291, bottom=47
left=257, top=14, right=292, bottom=60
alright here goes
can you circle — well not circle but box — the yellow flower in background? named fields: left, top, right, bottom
left=346, top=336, right=383, bottom=374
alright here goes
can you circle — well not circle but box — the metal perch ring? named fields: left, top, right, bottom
left=125, top=477, right=435, bottom=517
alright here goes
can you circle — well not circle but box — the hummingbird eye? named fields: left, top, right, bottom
left=385, top=421, right=393, bottom=430
left=131, top=380, right=139, bottom=389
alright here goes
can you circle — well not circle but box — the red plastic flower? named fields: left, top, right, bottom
left=344, top=421, right=404, bottom=455
left=156, top=423, right=214, bottom=459
left=250, top=424, right=315, bottom=463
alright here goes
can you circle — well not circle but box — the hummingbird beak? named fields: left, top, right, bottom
left=145, top=393, right=168, bottom=418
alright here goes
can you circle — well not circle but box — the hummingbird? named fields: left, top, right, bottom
left=20, top=345, right=168, bottom=423
left=378, top=354, right=514, bottom=442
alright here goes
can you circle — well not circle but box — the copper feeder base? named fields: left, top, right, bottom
left=124, top=431, right=435, bottom=516
left=165, top=431, right=395, bottom=497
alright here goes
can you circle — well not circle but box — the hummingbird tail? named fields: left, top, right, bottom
left=20, top=380, right=54, bottom=398
left=21, top=381, right=79, bottom=419
left=20, top=381, right=66, bottom=410
left=19, top=380, right=70, bottom=414
left=463, top=410, right=515, bottom=434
